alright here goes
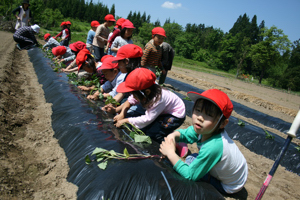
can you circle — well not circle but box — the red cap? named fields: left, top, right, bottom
left=44, top=33, right=51, bottom=40
left=66, top=21, right=71, bottom=25
left=116, top=18, right=126, bottom=26
left=91, top=20, right=100, bottom=27
left=121, top=20, right=135, bottom=29
left=101, top=55, right=114, bottom=62
left=60, top=22, right=66, bottom=26
left=112, top=44, right=143, bottom=63
left=69, top=41, right=86, bottom=52
left=104, top=14, right=116, bottom=22
left=52, top=46, right=66, bottom=56
left=76, top=49, right=91, bottom=71
left=98, top=57, right=118, bottom=70
left=117, top=68, right=156, bottom=93
left=152, top=27, right=166, bottom=37
left=187, top=89, right=233, bottom=118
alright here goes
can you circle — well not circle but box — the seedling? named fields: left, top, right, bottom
left=182, top=96, right=192, bottom=101
left=296, top=145, right=300, bottom=152
left=105, top=96, right=120, bottom=106
left=264, top=129, right=274, bottom=140
left=85, top=147, right=160, bottom=170
left=123, top=123, right=152, bottom=144
left=238, top=119, right=245, bottom=126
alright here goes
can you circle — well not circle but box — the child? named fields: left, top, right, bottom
left=66, top=21, right=72, bottom=43
left=60, top=41, right=86, bottom=71
left=114, top=68, right=186, bottom=143
left=159, top=89, right=248, bottom=195
left=141, top=27, right=166, bottom=75
left=12, top=0, right=31, bottom=30
left=13, top=24, right=40, bottom=50
left=105, top=18, right=126, bottom=55
left=52, top=46, right=74, bottom=62
left=55, top=22, right=70, bottom=46
left=92, top=14, right=116, bottom=62
left=110, top=20, right=135, bottom=56
left=42, top=33, right=60, bottom=50
left=102, top=44, right=143, bottom=112
left=86, top=20, right=100, bottom=53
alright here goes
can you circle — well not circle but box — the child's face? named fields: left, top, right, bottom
left=117, top=59, right=128, bottom=73
left=192, top=99, right=220, bottom=136
left=107, top=21, right=114, bottom=27
left=82, top=64, right=94, bottom=73
left=101, top=69, right=118, bottom=82
left=124, top=28, right=134, bottom=38
left=152, top=34, right=165, bottom=46
left=91, top=27, right=97, bottom=31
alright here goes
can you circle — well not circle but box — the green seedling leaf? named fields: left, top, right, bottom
left=183, top=96, right=192, bottom=101
left=295, top=146, right=300, bottom=152
left=92, top=147, right=107, bottom=155
left=98, top=161, right=108, bottom=170
left=129, top=131, right=135, bottom=138
left=123, top=148, right=130, bottom=158
left=238, top=119, right=245, bottom=126
left=109, top=150, right=117, bottom=156
left=53, top=67, right=59, bottom=72
left=264, top=129, right=274, bottom=140
left=85, top=155, right=92, bottom=165
left=97, top=157, right=104, bottom=162
left=134, top=135, right=152, bottom=144
left=99, top=93, right=104, bottom=100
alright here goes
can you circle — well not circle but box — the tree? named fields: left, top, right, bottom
left=138, top=22, right=155, bottom=46
left=154, top=19, right=161, bottom=27
left=249, top=26, right=291, bottom=84
left=163, top=22, right=183, bottom=48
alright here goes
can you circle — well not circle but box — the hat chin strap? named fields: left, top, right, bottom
left=208, top=113, right=223, bottom=134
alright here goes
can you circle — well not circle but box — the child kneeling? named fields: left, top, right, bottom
left=114, top=68, right=186, bottom=143
left=160, top=89, right=248, bottom=195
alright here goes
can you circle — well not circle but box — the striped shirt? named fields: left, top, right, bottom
left=141, top=39, right=162, bottom=68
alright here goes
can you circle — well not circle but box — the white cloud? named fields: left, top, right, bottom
left=161, top=1, right=182, bottom=9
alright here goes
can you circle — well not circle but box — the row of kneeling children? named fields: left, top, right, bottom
left=42, top=15, right=248, bottom=196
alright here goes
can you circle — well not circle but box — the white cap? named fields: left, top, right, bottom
left=31, top=24, right=40, bottom=33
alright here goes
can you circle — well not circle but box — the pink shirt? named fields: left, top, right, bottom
left=128, top=89, right=186, bottom=128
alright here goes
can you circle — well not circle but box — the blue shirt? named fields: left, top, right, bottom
left=86, top=30, right=95, bottom=45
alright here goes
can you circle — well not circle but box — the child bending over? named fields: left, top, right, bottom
left=42, top=33, right=60, bottom=50
left=114, top=68, right=186, bottom=143
left=159, top=89, right=248, bottom=195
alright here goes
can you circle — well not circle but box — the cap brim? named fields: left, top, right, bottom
left=112, top=56, right=124, bottom=63
left=187, top=91, right=218, bottom=108
left=116, top=82, right=133, bottom=93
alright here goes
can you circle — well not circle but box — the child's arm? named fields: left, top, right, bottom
left=113, top=100, right=131, bottom=121
left=113, top=93, right=124, bottom=103
left=141, top=44, right=151, bottom=67
left=78, top=85, right=95, bottom=91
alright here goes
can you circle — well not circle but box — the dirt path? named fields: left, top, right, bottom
left=0, top=30, right=299, bottom=199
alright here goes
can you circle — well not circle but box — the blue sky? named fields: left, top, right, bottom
left=97, top=0, right=300, bottom=43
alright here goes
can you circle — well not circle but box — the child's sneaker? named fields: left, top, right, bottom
left=176, top=142, right=188, bottom=158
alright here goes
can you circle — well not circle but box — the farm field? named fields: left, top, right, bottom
left=0, top=30, right=300, bottom=199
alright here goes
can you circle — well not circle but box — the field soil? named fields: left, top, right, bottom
left=0, top=30, right=300, bottom=199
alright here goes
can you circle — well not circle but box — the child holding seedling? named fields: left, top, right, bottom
left=141, top=27, right=166, bottom=76
left=114, top=68, right=186, bottom=143
left=102, top=44, right=143, bottom=112
left=55, top=22, right=70, bottom=46
left=59, top=41, right=86, bottom=67
left=110, top=20, right=135, bottom=56
left=159, top=89, right=248, bottom=194
left=52, top=46, right=74, bottom=63
left=42, top=33, right=60, bottom=50
left=93, top=14, right=116, bottom=62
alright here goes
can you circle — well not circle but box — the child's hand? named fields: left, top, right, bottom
left=114, top=118, right=127, bottom=128
left=160, top=137, right=176, bottom=157
left=102, top=104, right=116, bottom=114
left=78, top=85, right=91, bottom=91
left=87, top=94, right=98, bottom=100
left=113, top=113, right=124, bottom=122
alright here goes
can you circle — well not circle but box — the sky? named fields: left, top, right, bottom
left=96, top=0, right=300, bottom=43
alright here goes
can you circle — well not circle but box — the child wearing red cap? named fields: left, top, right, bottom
left=92, top=14, right=116, bottom=62
left=110, top=20, right=135, bottom=57
left=42, top=33, right=60, bottom=50
left=55, top=22, right=70, bottom=46
left=160, top=89, right=248, bottom=195
left=141, top=27, right=166, bottom=75
left=66, top=21, right=72, bottom=43
left=52, top=46, right=74, bottom=62
left=113, top=68, right=186, bottom=143
left=85, top=56, right=126, bottom=100
left=105, top=18, right=126, bottom=55
left=86, top=20, right=100, bottom=53
left=60, top=41, right=87, bottom=71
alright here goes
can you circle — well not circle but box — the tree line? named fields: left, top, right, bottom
left=1, top=0, right=299, bottom=91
